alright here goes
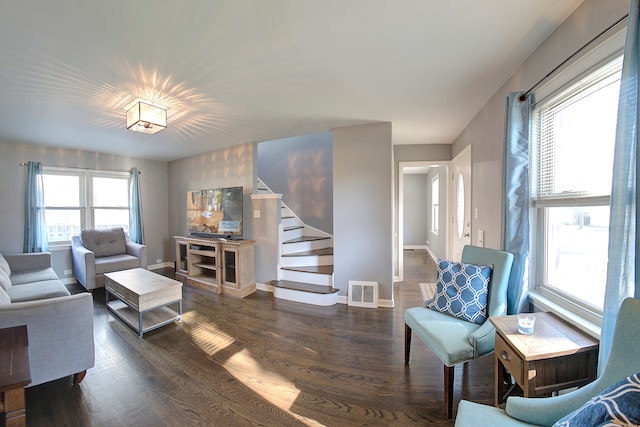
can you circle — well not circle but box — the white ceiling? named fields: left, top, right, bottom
left=0, top=1, right=582, bottom=162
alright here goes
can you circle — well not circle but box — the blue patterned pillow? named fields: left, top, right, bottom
left=553, top=372, right=640, bottom=427
left=426, top=260, right=493, bottom=325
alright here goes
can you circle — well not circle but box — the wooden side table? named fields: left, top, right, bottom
left=0, top=325, right=31, bottom=427
left=490, top=312, right=598, bottom=407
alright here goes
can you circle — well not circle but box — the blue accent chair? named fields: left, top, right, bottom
left=404, top=245, right=514, bottom=418
left=454, top=297, right=640, bottom=426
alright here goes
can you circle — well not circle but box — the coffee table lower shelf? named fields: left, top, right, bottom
left=106, top=300, right=182, bottom=337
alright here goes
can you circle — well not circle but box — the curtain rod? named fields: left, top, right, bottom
left=20, top=162, right=140, bottom=174
left=519, top=13, right=629, bottom=102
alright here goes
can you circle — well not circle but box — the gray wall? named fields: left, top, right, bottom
left=403, top=174, right=428, bottom=247
left=167, top=141, right=256, bottom=255
left=452, top=0, right=630, bottom=250
left=333, top=123, right=393, bottom=301
left=257, top=132, right=333, bottom=234
left=250, top=194, right=281, bottom=285
left=0, top=140, right=169, bottom=278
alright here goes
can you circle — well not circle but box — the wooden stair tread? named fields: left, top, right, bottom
left=281, top=265, right=333, bottom=275
left=284, top=225, right=304, bottom=232
left=283, top=236, right=330, bottom=244
left=282, top=248, right=333, bottom=257
left=271, top=280, right=338, bottom=294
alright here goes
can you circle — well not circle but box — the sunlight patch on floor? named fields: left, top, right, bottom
left=183, top=311, right=326, bottom=426
left=182, top=311, right=234, bottom=356
left=224, top=348, right=326, bottom=427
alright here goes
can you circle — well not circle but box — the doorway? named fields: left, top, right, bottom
left=398, top=161, right=449, bottom=282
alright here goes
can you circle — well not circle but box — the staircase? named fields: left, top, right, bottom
left=257, top=178, right=338, bottom=306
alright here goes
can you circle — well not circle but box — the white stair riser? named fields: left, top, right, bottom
left=282, top=239, right=331, bottom=254
left=280, top=255, right=333, bottom=267
left=273, top=287, right=338, bottom=306
left=283, top=227, right=304, bottom=240
left=281, top=217, right=302, bottom=228
left=280, top=270, right=332, bottom=286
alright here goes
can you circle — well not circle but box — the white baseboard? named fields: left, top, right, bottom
left=425, top=246, right=438, bottom=263
left=256, top=282, right=273, bottom=292
left=148, top=261, right=174, bottom=270
left=404, top=245, right=427, bottom=250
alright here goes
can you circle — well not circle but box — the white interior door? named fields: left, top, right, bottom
left=450, top=147, right=471, bottom=261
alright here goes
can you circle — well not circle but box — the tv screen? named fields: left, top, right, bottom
left=187, top=186, right=243, bottom=238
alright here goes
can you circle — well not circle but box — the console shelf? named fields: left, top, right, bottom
left=175, top=236, right=256, bottom=298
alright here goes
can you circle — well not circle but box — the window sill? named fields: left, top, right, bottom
left=529, top=290, right=601, bottom=340
left=47, top=243, right=72, bottom=251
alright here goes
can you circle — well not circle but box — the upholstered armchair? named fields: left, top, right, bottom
left=71, top=227, right=147, bottom=290
left=454, top=297, right=640, bottom=426
left=404, top=245, right=514, bottom=418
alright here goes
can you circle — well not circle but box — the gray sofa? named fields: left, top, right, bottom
left=71, top=227, right=147, bottom=290
left=0, top=252, right=95, bottom=387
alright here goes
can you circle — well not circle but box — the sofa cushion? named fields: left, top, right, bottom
left=94, top=254, right=141, bottom=275
left=8, top=280, right=71, bottom=302
left=0, top=286, right=10, bottom=305
left=426, top=259, right=493, bottom=325
left=81, top=228, right=127, bottom=258
left=10, top=267, right=59, bottom=286
left=0, top=268, right=11, bottom=291
left=552, top=371, right=640, bottom=426
left=0, top=253, right=11, bottom=276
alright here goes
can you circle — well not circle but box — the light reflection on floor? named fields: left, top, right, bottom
left=182, top=311, right=325, bottom=426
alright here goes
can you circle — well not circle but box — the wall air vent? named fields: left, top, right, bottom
left=348, top=281, right=378, bottom=308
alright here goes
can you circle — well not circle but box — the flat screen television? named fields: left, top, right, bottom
left=187, top=186, right=243, bottom=239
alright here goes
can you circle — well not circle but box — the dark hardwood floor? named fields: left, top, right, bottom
left=24, top=250, right=493, bottom=426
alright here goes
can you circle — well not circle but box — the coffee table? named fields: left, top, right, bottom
left=105, top=268, right=183, bottom=337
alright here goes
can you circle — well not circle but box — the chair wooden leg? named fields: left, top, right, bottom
left=404, top=324, right=412, bottom=365
left=444, top=365, right=454, bottom=419
left=73, top=370, right=87, bottom=385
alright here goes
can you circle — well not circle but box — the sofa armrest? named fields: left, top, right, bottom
left=4, top=252, right=52, bottom=273
left=71, top=236, right=96, bottom=290
left=0, top=293, right=95, bottom=387
left=126, top=241, right=148, bottom=268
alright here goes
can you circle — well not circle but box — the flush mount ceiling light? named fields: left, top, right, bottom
left=126, top=101, right=167, bottom=135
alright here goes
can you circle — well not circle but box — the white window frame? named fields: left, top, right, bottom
left=528, top=26, right=626, bottom=338
left=431, top=175, right=439, bottom=234
left=43, top=167, right=129, bottom=245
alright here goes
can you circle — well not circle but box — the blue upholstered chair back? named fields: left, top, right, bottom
left=597, top=297, right=640, bottom=385
left=460, top=245, right=514, bottom=318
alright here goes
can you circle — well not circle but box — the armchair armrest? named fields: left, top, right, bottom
left=4, top=252, right=52, bottom=273
left=71, top=236, right=96, bottom=290
left=468, top=320, right=496, bottom=357
left=126, top=241, right=147, bottom=268
left=0, top=293, right=95, bottom=387
left=505, top=379, right=604, bottom=426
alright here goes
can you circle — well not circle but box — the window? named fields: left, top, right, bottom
left=43, top=168, right=129, bottom=244
left=431, top=175, right=439, bottom=234
left=531, top=55, right=622, bottom=313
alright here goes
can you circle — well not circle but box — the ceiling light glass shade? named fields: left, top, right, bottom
left=126, top=101, right=167, bottom=134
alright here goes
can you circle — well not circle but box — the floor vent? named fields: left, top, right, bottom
left=348, top=281, right=378, bottom=308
